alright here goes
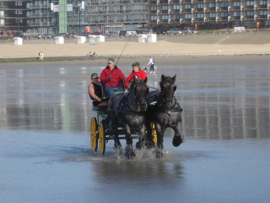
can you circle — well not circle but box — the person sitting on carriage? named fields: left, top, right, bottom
left=100, top=57, right=126, bottom=98
left=88, top=73, right=108, bottom=107
left=124, top=62, right=147, bottom=89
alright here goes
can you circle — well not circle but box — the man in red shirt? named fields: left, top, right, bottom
left=125, top=62, right=147, bottom=88
left=100, top=57, right=126, bottom=97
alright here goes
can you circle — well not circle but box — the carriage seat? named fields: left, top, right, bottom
left=92, top=106, right=108, bottom=111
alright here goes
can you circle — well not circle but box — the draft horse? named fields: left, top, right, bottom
left=108, top=77, right=149, bottom=159
left=146, top=75, right=183, bottom=158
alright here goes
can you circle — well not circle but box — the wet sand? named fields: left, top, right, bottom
left=1, top=55, right=270, bottom=203
left=1, top=55, right=270, bottom=70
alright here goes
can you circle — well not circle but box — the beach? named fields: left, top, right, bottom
left=1, top=32, right=270, bottom=60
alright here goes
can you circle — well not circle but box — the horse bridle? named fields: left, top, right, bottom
left=129, top=80, right=148, bottom=112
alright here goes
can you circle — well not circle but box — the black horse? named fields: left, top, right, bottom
left=108, top=77, right=149, bottom=158
left=146, top=75, right=183, bottom=158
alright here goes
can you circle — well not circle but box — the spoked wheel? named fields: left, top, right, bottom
left=99, top=122, right=106, bottom=155
left=152, top=123, right=158, bottom=148
left=90, top=118, right=98, bottom=151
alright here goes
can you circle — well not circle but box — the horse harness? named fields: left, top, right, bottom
left=149, top=90, right=182, bottom=116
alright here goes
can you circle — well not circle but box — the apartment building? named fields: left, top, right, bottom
left=149, top=0, right=270, bottom=30
left=0, top=0, right=27, bottom=35
left=24, top=0, right=148, bottom=35
left=1, top=0, right=269, bottom=35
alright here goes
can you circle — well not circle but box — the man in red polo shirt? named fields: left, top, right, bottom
left=100, top=57, right=126, bottom=97
left=125, top=62, right=147, bottom=88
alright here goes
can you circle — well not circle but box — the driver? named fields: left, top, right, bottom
left=100, top=57, right=126, bottom=97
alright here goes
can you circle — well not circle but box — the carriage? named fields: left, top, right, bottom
left=89, top=75, right=183, bottom=158
left=89, top=105, right=157, bottom=154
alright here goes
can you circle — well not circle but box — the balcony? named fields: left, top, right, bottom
left=231, top=6, right=241, bottom=11
left=171, top=18, right=181, bottom=22
left=172, top=0, right=180, bottom=3
left=184, top=8, right=192, bottom=12
left=257, top=5, right=267, bottom=9
left=27, top=4, right=49, bottom=9
left=244, top=5, right=254, bottom=10
left=231, top=16, right=241, bottom=20
left=160, top=0, right=169, bottom=4
left=184, top=18, right=192, bottom=23
left=219, top=16, right=228, bottom=21
left=161, top=19, right=169, bottom=23
left=220, top=6, right=228, bottom=11
left=195, top=8, right=204, bottom=12
left=206, top=0, right=216, bottom=2
left=162, top=9, right=169, bottom=13
left=258, top=15, right=267, bottom=19
left=208, top=7, right=216, bottom=11
left=172, top=9, right=180, bottom=13
left=208, top=17, right=216, bottom=21
left=245, top=15, right=254, bottom=20
left=195, top=17, right=204, bottom=22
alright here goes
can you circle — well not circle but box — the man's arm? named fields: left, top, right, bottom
left=99, top=70, right=107, bottom=86
left=125, top=73, right=133, bottom=88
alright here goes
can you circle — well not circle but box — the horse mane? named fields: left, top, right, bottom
left=129, top=77, right=146, bottom=92
left=159, top=75, right=176, bottom=88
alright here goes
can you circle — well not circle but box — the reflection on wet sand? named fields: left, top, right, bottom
left=91, top=156, right=184, bottom=187
left=0, top=65, right=269, bottom=140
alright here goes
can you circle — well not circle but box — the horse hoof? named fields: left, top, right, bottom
left=135, top=142, right=140, bottom=149
left=114, top=142, right=122, bottom=148
left=145, top=140, right=154, bottom=149
left=172, top=136, right=183, bottom=147
left=155, top=149, right=163, bottom=159
left=125, top=146, right=136, bottom=159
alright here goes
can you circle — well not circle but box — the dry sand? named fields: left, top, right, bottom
left=0, top=33, right=270, bottom=59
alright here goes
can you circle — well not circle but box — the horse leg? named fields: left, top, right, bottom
left=112, top=120, right=122, bottom=155
left=144, top=120, right=154, bottom=149
left=123, top=124, right=135, bottom=159
left=155, top=124, right=164, bottom=158
left=136, top=124, right=146, bottom=149
left=172, top=121, right=183, bottom=147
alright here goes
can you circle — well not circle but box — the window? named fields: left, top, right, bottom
left=209, top=3, right=216, bottom=7
left=197, top=13, right=206, bottom=18
left=209, top=13, right=217, bottom=17
left=185, top=14, right=194, bottom=18
left=197, top=4, right=206, bottom=8
left=16, top=2, right=23, bottom=6
left=162, top=15, right=170, bottom=19
left=173, top=5, right=182, bottom=9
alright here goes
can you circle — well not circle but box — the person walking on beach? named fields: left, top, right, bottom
left=125, top=62, right=147, bottom=89
left=147, top=56, right=155, bottom=74
left=100, top=57, right=126, bottom=97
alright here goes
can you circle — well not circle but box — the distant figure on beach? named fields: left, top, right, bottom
left=38, top=51, right=44, bottom=60
left=89, top=51, right=93, bottom=57
left=147, top=56, right=155, bottom=74
left=93, top=52, right=97, bottom=57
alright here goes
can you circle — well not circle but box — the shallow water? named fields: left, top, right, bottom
left=0, top=60, right=270, bottom=203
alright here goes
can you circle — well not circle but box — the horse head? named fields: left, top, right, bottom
left=160, top=74, right=177, bottom=103
left=129, top=77, right=149, bottom=111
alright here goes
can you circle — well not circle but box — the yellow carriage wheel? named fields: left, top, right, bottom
left=99, top=123, right=106, bottom=154
left=152, top=123, right=158, bottom=148
left=90, top=118, right=98, bottom=151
